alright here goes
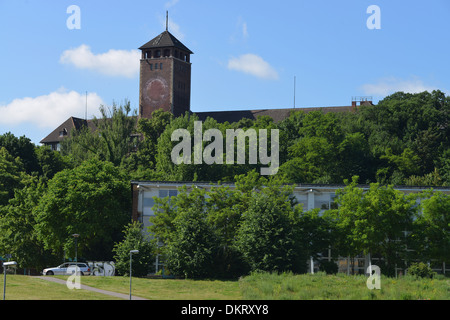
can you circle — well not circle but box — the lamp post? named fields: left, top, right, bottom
left=72, top=234, right=79, bottom=263
left=129, top=250, right=139, bottom=300
left=3, top=261, right=17, bottom=300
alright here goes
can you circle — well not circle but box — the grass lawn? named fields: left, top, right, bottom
left=0, top=275, right=122, bottom=300
left=78, top=275, right=242, bottom=300
left=0, top=272, right=448, bottom=300
left=239, top=272, right=450, bottom=300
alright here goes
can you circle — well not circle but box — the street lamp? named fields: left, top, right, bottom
left=3, top=261, right=17, bottom=300
left=129, top=250, right=139, bottom=300
left=72, top=234, right=79, bottom=263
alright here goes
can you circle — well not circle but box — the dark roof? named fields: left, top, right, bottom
left=40, top=106, right=354, bottom=145
left=194, top=106, right=355, bottom=124
left=139, top=31, right=193, bottom=54
left=40, top=117, right=96, bottom=144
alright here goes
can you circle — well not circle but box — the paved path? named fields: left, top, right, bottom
left=35, top=276, right=148, bottom=300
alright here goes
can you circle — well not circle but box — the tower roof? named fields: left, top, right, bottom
left=139, top=30, right=193, bottom=54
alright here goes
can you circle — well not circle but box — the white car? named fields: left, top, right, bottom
left=43, top=262, right=91, bottom=276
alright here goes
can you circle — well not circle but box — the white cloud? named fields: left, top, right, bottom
left=242, top=22, right=249, bottom=39
left=165, top=0, right=179, bottom=8
left=228, top=54, right=279, bottom=80
left=230, top=17, right=249, bottom=43
left=60, top=45, right=140, bottom=78
left=0, top=89, right=104, bottom=129
left=361, top=76, right=441, bottom=96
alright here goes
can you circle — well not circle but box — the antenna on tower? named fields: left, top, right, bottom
left=166, top=11, right=169, bottom=31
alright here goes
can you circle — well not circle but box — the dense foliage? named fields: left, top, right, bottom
left=0, top=90, right=449, bottom=277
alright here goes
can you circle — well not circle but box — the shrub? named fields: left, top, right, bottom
left=113, top=222, right=155, bottom=277
left=319, top=260, right=338, bottom=274
left=407, top=262, right=436, bottom=278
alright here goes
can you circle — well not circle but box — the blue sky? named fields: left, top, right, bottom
left=1, top=0, right=449, bottom=145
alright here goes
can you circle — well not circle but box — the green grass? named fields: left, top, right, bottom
left=0, top=273, right=448, bottom=300
left=0, top=275, right=122, bottom=300
left=239, top=271, right=450, bottom=300
left=78, top=276, right=242, bottom=300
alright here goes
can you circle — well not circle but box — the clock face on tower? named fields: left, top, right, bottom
left=143, top=77, right=170, bottom=109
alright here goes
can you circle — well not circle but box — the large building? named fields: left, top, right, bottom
left=40, top=26, right=373, bottom=148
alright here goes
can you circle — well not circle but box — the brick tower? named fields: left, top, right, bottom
left=138, top=25, right=193, bottom=119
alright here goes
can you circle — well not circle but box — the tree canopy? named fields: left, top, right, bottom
left=0, top=90, right=449, bottom=276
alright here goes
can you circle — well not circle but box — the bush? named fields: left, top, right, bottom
left=319, top=260, right=338, bottom=274
left=113, top=222, right=156, bottom=277
left=407, top=262, right=436, bottom=278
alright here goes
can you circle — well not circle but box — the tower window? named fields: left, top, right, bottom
left=155, top=50, right=161, bottom=58
left=59, top=128, right=68, bottom=137
left=160, top=63, right=163, bottom=70
left=163, top=49, right=170, bottom=57
left=155, top=63, right=158, bottom=70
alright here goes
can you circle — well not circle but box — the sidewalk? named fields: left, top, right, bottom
left=35, top=276, right=148, bottom=300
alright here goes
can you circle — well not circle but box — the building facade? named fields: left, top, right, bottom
left=139, top=30, right=193, bottom=119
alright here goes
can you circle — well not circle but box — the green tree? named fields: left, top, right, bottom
left=377, top=148, right=421, bottom=184
left=405, top=168, right=447, bottom=187
left=113, top=221, right=155, bottom=277
left=335, top=132, right=374, bottom=183
left=163, top=186, right=218, bottom=279
left=0, top=147, right=29, bottom=206
left=94, top=100, right=139, bottom=166
left=353, top=90, right=450, bottom=184
left=35, top=145, right=70, bottom=181
left=437, top=149, right=450, bottom=185
left=122, top=109, right=173, bottom=180
left=277, top=110, right=373, bottom=184
left=328, top=176, right=417, bottom=276
left=414, top=191, right=450, bottom=265
left=279, top=136, right=334, bottom=183
left=61, top=100, right=139, bottom=167
left=34, top=159, right=131, bottom=261
left=236, top=179, right=304, bottom=273
left=149, top=171, right=268, bottom=278
left=296, top=208, right=337, bottom=264
left=0, top=177, right=56, bottom=271
left=0, top=132, right=39, bottom=174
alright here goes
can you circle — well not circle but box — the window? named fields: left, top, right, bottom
left=160, top=63, right=163, bottom=70
left=155, top=50, right=161, bottom=57
left=59, top=128, right=67, bottom=137
left=155, top=63, right=158, bottom=70
left=330, top=194, right=338, bottom=209
left=143, top=197, right=155, bottom=208
left=159, top=190, right=178, bottom=198
left=150, top=63, right=153, bottom=71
